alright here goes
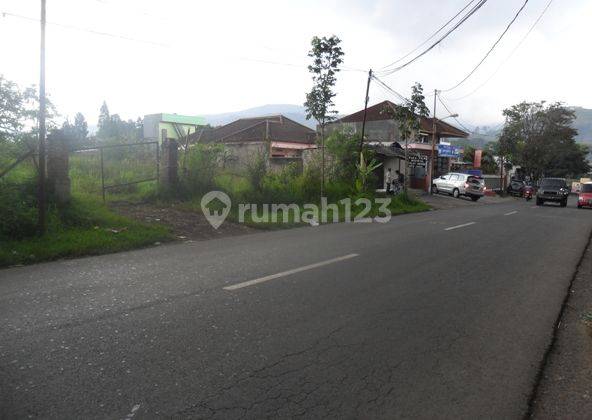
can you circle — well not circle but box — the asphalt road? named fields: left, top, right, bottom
left=1, top=196, right=591, bottom=419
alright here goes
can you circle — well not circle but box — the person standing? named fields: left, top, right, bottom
left=385, top=168, right=392, bottom=194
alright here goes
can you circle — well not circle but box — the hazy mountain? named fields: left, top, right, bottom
left=572, top=107, right=592, bottom=142
left=454, top=107, right=592, bottom=151
left=201, top=104, right=316, bottom=129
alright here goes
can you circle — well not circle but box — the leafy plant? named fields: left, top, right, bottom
left=355, top=151, right=382, bottom=194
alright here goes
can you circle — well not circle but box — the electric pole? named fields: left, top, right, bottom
left=430, top=89, right=438, bottom=194
left=38, top=0, right=47, bottom=235
left=359, top=69, right=372, bottom=153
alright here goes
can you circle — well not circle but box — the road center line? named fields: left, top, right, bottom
left=223, top=254, right=359, bottom=291
left=504, top=211, right=518, bottom=216
left=444, top=222, right=476, bottom=231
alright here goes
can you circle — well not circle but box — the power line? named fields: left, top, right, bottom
left=1, top=10, right=366, bottom=74
left=375, top=0, right=489, bottom=77
left=445, top=0, right=554, bottom=101
left=371, top=75, right=411, bottom=104
left=437, top=93, right=500, bottom=137
left=379, top=0, right=479, bottom=71
left=441, top=0, right=530, bottom=93
left=1, top=10, right=169, bottom=47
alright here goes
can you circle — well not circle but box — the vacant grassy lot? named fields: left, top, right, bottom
left=0, top=194, right=170, bottom=268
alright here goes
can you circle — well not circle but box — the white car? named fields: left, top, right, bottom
left=432, top=172, right=485, bottom=201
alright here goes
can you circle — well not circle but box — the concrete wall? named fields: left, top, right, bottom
left=223, top=142, right=269, bottom=173
left=326, top=120, right=403, bottom=143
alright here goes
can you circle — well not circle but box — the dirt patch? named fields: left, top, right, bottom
left=110, top=201, right=257, bottom=242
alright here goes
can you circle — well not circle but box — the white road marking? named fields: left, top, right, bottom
left=504, top=211, right=518, bottom=216
left=444, top=222, right=476, bottom=231
left=531, top=206, right=538, bottom=209
left=123, top=404, right=141, bottom=420
left=223, top=254, right=359, bottom=291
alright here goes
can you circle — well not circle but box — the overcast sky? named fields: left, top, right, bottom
left=1, top=0, right=590, bottom=128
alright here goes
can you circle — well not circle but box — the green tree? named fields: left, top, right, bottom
left=385, top=82, right=429, bottom=190
left=499, top=101, right=589, bottom=179
left=96, top=101, right=142, bottom=142
left=73, top=112, right=88, bottom=141
left=304, top=35, right=344, bottom=197
left=0, top=75, right=57, bottom=144
left=97, top=101, right=110, bottom=135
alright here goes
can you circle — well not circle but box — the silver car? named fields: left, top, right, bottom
left=432, top=172, right=485, bottom=201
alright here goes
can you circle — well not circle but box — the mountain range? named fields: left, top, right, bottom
left=202, top=104, right=316, bottom=129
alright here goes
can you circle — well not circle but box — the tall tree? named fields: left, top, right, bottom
left=386, top=82, right=429, bottom=191
left=304, top=35, right=344, bottom=197
left=499, top=101, right=589, bottom=179
left=73, top=112, right=88, bottom=141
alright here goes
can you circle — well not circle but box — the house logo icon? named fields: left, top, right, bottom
left=201, top=191, right=231, bottom=229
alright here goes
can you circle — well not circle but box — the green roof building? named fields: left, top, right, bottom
left=143, top=113, right=205, bottom=143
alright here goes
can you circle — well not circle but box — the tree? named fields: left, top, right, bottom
left=73, top=112, right=88, bottom=141
left=499, top=101, right=589, bottom=179
left=385, top=82, right=429, bottom=191
left=0, top=75, right=57, bottom=145
left=96, top=101, right=142, bottom=142
left=98, top=101, right=110, bottom=132
left=304, top=35, right=344, bottom=197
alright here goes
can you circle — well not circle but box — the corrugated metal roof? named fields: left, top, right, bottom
left=191, top=115, right=316, bottom=144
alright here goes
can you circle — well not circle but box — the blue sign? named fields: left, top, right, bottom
left=437, top=144, right=460, bottom=158
left=465, top=169, right=482, bottom=176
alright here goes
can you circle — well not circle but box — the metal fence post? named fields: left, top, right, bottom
left=100, top=147, right=106, bottom=202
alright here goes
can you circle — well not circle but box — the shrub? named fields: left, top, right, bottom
left=245, top=152, right=268, bottom=195
left=183, top=143, right=227, bottom=196
left=0, top=178, right=38, bottom=240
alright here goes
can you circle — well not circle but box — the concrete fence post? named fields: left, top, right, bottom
left=160, top=139, right=179, bottom=188
left=47, top=133, right=71, bottom=204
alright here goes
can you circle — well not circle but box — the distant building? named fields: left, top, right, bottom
left=143, top=113, right=205, bottom=144
left=326, top=100, right=468, bottom=191
left=190, top=115, right=317, bottom=171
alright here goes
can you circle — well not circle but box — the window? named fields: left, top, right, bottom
left=449, top=174, right=459, bottom=181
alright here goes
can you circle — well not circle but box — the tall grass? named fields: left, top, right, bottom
left=69, top=143, right=158, bottom=202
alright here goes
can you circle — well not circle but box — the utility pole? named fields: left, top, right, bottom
left=430, top=89, right=438, bottom=194
left=37, top=0, right=47, bottom=235
left=320, top=122, right=324, bottom=199
left=359, top=69, right=372, bottom=153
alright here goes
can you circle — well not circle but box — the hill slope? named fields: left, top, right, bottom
left=202, top=104, right=316, bottom=128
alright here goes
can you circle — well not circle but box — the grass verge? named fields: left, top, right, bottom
left=0, top=195, right=171, bottom=268
left=183, top=192, right=431, bottom=230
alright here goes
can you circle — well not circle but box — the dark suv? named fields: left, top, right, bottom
left=536, top=178, right=570, bottom=207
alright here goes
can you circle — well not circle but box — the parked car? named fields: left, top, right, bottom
left=577, top=182, right=592, bottom=209
left=432, top=173, right=485, bottom=201
left=536, top=178, right=570, bottom=207
left=507, top=180, right=526, bottom=197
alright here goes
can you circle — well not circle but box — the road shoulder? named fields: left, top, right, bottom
left=531, top=233, right=592, bottom=418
